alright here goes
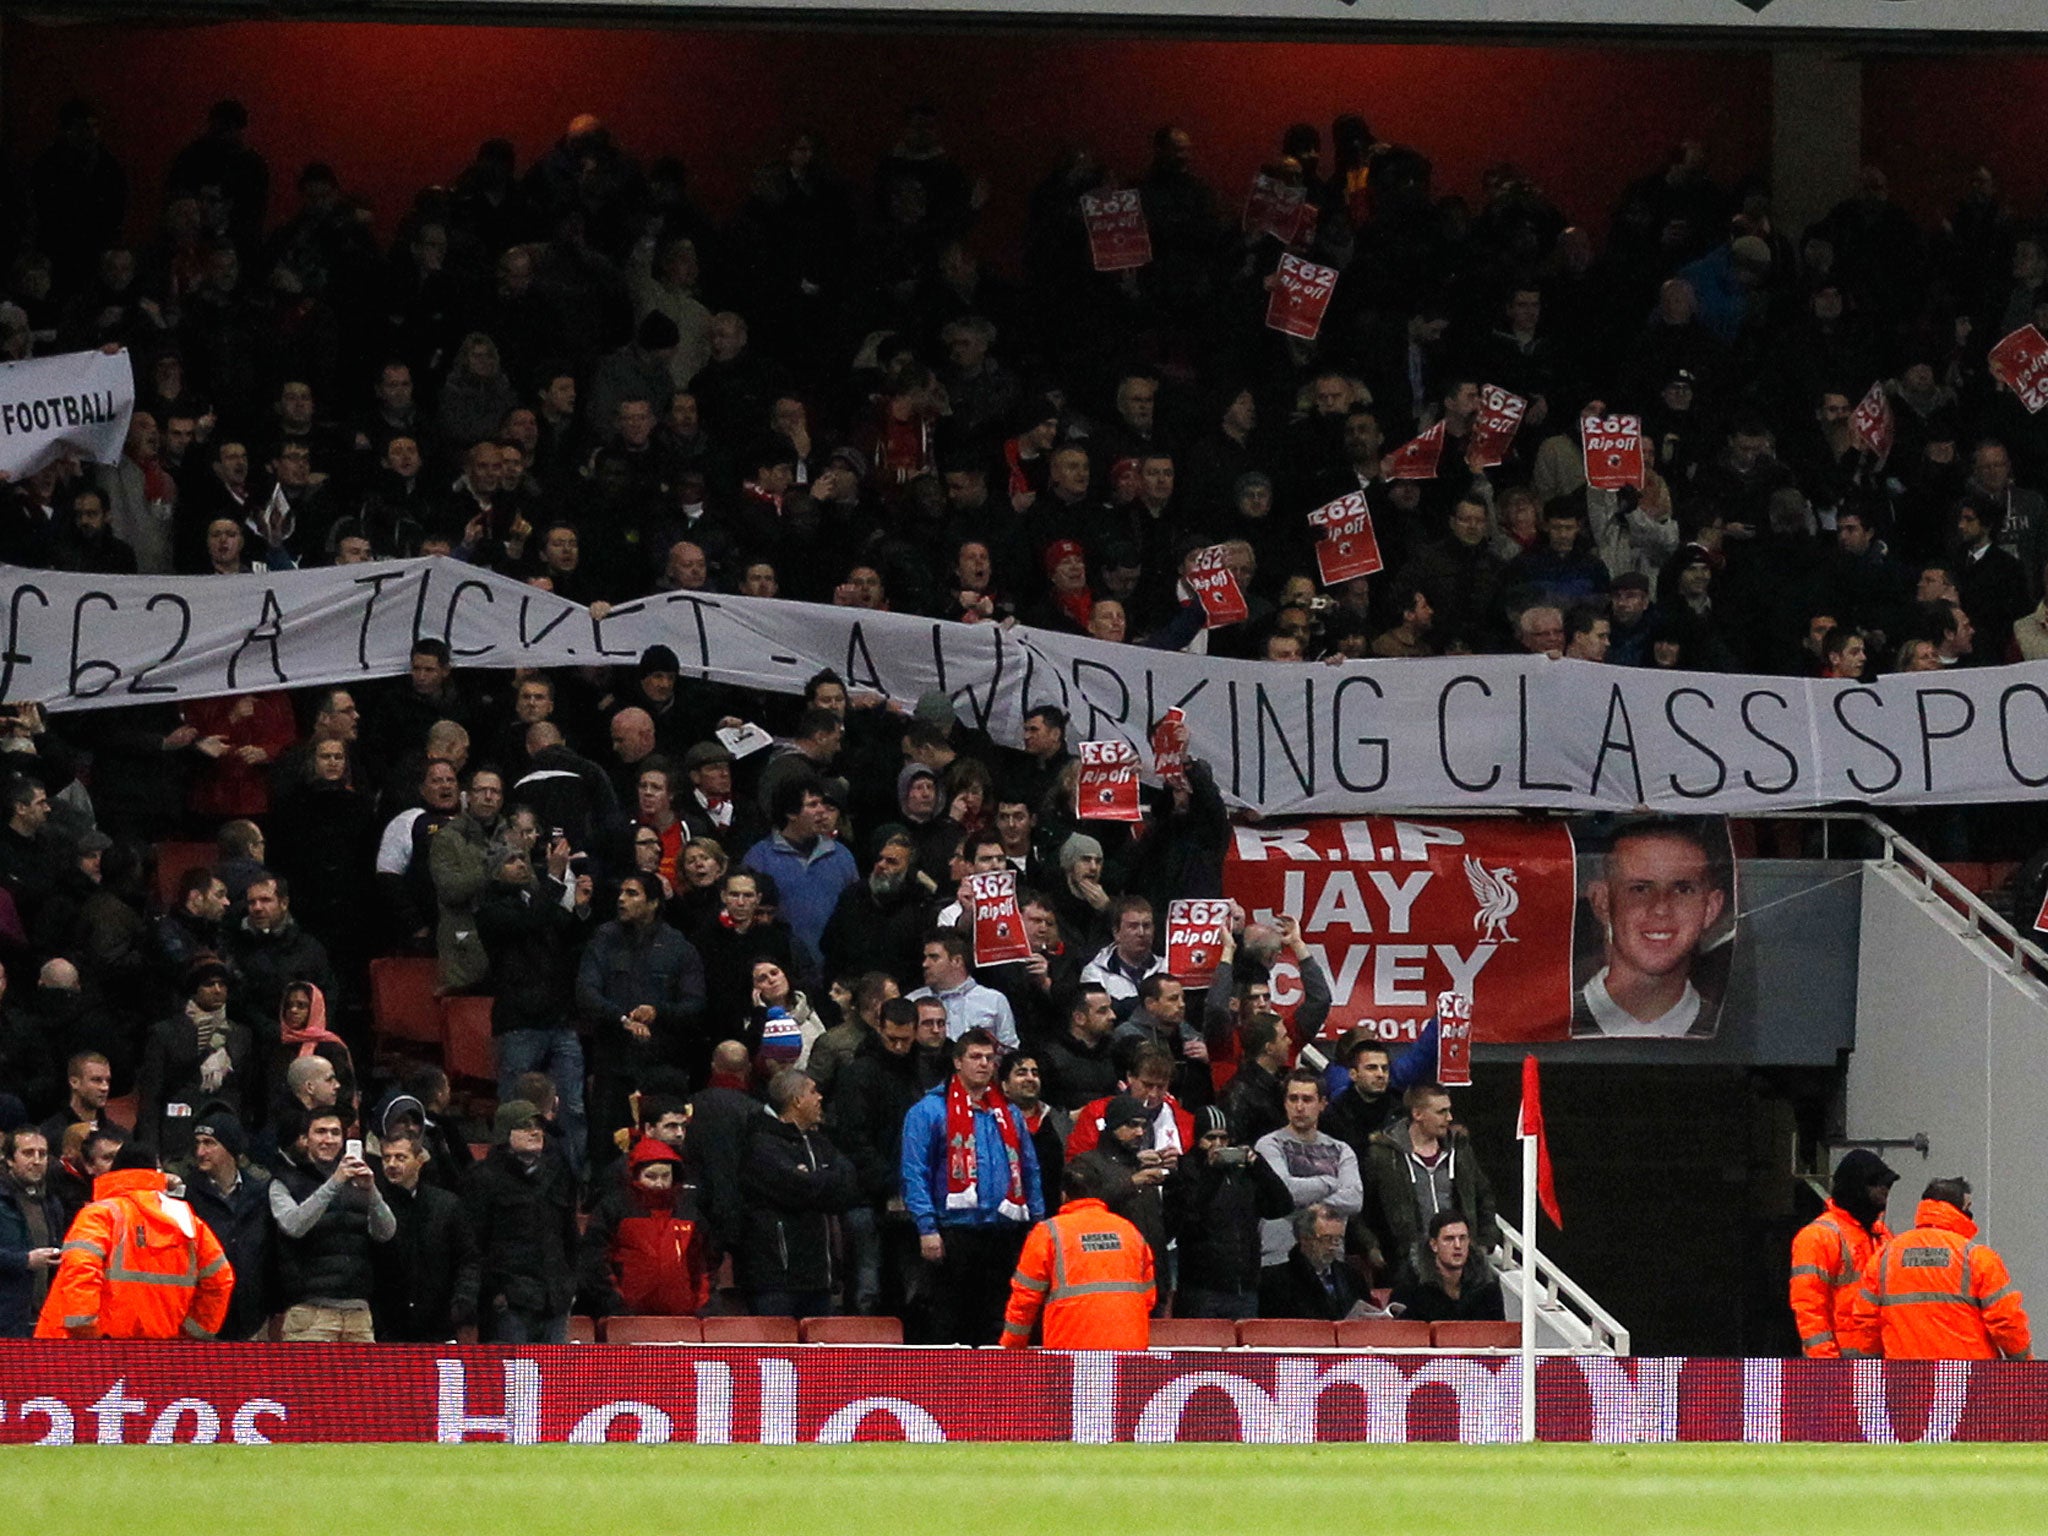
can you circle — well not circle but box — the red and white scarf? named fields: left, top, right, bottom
left=944, top=1074, right=1029, bottom=1222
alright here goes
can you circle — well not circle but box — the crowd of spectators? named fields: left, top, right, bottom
left=0, top=85, right=2028, bottom=1342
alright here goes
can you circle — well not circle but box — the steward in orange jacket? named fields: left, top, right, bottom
left=1789, top=1149, right=1897, bottom=1358
left=35, top=1154, right=234, bottom=1340
left=1002, top=1166, right=1154, bottom=1350
left=1839, top=1178, right=2031, bottom=1361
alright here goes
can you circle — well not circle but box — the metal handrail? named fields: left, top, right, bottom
left=1771, top=809, right=2048, bottom=982
left=1493, top=1214, right=1630, bottom=1356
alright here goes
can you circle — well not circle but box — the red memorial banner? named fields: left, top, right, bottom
left=1224, top=817, right=1578, bottom=1045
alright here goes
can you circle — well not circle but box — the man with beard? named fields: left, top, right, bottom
left=821, top=830, right=931, bottom=990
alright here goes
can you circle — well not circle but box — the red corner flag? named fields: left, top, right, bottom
left=1518, top=1054, right=1562, bottom=1230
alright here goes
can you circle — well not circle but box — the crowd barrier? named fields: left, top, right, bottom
left=0, top=1345, right=2039, bottom=1444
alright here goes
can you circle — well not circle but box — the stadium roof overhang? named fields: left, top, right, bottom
left=4, top=0, right=2046, bottom=47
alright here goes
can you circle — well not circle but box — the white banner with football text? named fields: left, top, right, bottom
left=5, top=558, right=2048, bottom=815
left=0, top=348, right=134, bottom=478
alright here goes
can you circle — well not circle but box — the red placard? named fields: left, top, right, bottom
left=1382, top=419, right=1446, bottom=481
left=968, top=869, right=1032, bottom=966
left=1469, top=385, right=1527, bottom=469
left=1243, top=172, right=1304, bottom=240
left=1150, top=707, right=1189, bottom=785
left=1264, top=253, right=1338, bottom=341
left=1850, top=381, right=1895, bottom=466
left=1166, top=898, right=1233, bottom=988
left=1076, top=739, right=1142, bottom=822
left=1080, top=189, right=1152, bottom=273
left=1308, top=491, right=1386, bottom=586
left=1989, top=325, right=2048, bottom=414
left=1435, top=989, right=1473, bottom=1087
left=1225, top=817, right=1578, bottom=1045
left=1582, top=414, right=1646, bottom=491
left=1184, top=544, right=1250, bottom=628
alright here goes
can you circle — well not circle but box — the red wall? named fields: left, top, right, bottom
left=1864, top=56, right=2048, bottom=227
left=2, top=20, right=1772, bottom=264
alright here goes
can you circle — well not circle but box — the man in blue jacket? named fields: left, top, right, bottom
left=900, top=1027, right=1043, bottom=1344
left=742, top=774, right=858, bottom=962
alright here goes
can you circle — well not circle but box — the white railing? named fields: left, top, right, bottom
left=1493, top=1214, right=1630, bottom=1356
left=1801, top=810, right=2048, bottom=981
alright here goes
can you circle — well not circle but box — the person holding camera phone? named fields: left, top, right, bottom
left=1166, top=1105, right=1295, bottom=1320
left=267, top=1103, right=394, bottom=1342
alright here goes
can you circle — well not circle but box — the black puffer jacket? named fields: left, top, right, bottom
left=1166, top=1146, right=1295, bottom=1296
left=822, top=1030, right=929, bottom=1206
left=460, top=1146, right=579, bottom=1319
left=733, top=1114, right=858, bottom=1295
left=373, top=1178, right=479, bottom=1342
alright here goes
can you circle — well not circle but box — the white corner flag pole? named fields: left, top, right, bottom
left=1520, top=1127, right=1538, bottom=1444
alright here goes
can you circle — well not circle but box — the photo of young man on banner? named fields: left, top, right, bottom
left=1569, top=814, right=1739, bottom=1040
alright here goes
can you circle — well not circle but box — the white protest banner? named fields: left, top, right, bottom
left=0, top=348, right=135, bottom=479
left=15, top=561, right=2048, bottom=815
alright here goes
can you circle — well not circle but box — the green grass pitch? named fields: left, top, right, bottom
left=6, top=1443, right=2048, bottom=1533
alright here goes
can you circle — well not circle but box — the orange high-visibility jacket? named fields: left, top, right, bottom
left=35, top=1169, right=234, bottom=1340
left=1789, top=1201, right=1891, bottom=1358
left=1001, top=1197, right=1154, bottom=1350
left=1839, top=1199, right=2031, bottom=1361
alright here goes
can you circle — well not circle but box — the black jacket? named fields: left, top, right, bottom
left=181, top=1163, right=274, bottom=1341
left=0, top=1174, right=66, bottom=1338
left=225, top=916, right=337, bottom=1030
left=733, top=1113, right=858, bottom=1295
left=819, top=877, right=930, bottom=992
left=1258, top=1247, right=1368, bottom=1321
left=373, top=1178, right=479, bottom=1341
left=823, top=1031, right=929, bottom=1206
left=1035, top=1029, right=1121, bottom=1113
left=1167, top=1147, right=1295, bottom=1298
left=1220, top=1060, right=1287, bottom=1147
left=272, top=1153, right=381, bottom=1306
left=460, top=1146, right=579, bottom=1319
left=1320, top=1085, right=1396, bottom=1170
left=476, top=877, right=587, bottom=1036
left=1390, top=1270, right=1506, bottom=1323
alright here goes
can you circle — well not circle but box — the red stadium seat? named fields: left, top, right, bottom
left=700, top=1316, right=800, bottom=1345
left=566, top=1315, right=597, bottom=1345
left=604, top=1316, right=704, bottom=1345
left=153, top=840, right=216, bottom=911
left=1236, top=1319, right=1336, bottom=1348
left=1148, top=1318, right=1238, bottom=1349
left=1431, top=1320, right=1521, bottom=1350
left=441, top=994, right=496, bottom=1083
left=800, top=1316, right=904, bottom=1345
left=369, top=956, right=443, bottom=1045
left=1335, top=1318, right=1433, bottom=1349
